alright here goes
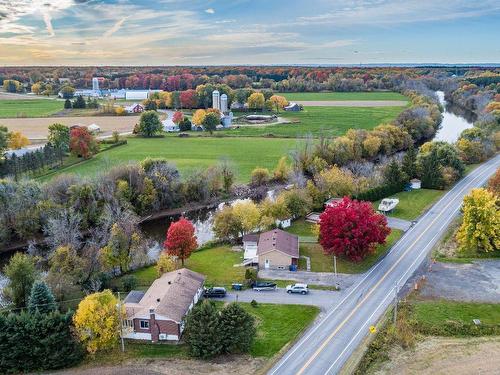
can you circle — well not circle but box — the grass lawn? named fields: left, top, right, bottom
left=240, top=303, right=319, bottom=357
left=299, top=229, right=403, bottom=273
left=86, top=302, right=318, bottom=366
left=286, top=219, right=317, bottom=242
left=282, top=91, right=407, bottom=101
left=46, top=136, right=303, bottom=183
left=225, top=106, right=404, bottom=138
left=373, top=189, right=445, bottom=221
left=114, top=245, right=245, bottom=290
left=412, top=300, right=500, bottom=326
left=0, top=99, right=63, bottom=118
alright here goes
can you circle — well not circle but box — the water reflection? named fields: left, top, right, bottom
left=434, top=91, right=475, bottom=143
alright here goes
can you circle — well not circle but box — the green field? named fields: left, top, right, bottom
left=373, top=189, right=445, bottom=221
left=47, top=136, right=303, bottom=182
left=114, top=245, right=245, bottom=290
left=282, top=92, right=407, bottom=101
left=413, top=301, right=500, bottom=327
left=226, top=106, right=404, bottom=138
left=0, top=99, right=63, bottom=118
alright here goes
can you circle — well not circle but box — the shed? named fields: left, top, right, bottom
left=410, top=179, right=422, bottom=190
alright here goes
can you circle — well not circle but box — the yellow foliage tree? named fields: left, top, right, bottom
left=232, top=199, right=261, bottom=234
left=269, top=95, right=288, bottom=112
left=192, top=109, right=206, bottom=125
left=31, top=82, right=43, bottom=95
left=8, top=131, right=30, bottom=149
left=457, top=188, right=500, bottom=253
left=73, top=290, right=121, bottom=354
left=363, top=135, right=382, bottom=158
left=316, top=165, right=356, bottom=198
left=156, top=253, right=177, bottom=277
left=247, top=92, right=265, bottom=110
left=273, top=156, right=291, bottom=182
left=114, top=106, right=126, bottom=116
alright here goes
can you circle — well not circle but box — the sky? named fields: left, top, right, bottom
left=0, top=0, right=499, bottom=66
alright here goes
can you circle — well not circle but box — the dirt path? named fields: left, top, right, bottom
left=294, top=100, right=407, bottom=107
left=52, top=356, right=265, bottom=375
left=0, top=116, right=139, bottom=139
left=373, top=336, right=500, bottom=375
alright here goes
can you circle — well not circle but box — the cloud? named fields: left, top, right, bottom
left=41, top=10, right=54, bottom=37
left=103, top=16, right=128, bottom=37
left=205, top=8, right=215, bottom=14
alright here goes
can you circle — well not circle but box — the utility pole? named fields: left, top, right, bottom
left=333, top=256, right=337, bottom=278
left=393, top=284, right=398, bottom=324
left=118, top=292, right=125, bottom=353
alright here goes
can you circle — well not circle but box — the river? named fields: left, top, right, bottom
left=433, top=91, right=476, bottom=143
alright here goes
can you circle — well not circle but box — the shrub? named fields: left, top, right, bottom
left=250, top=299, right=258, bottom=308
left=245, top=268, right=257, bottom=285
left=179, top=117, right=192, bottom=131
left=121, top=275, right=138, bottom=292
left=251, top=167, right=270, bottom=186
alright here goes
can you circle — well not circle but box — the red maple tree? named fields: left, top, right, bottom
left=164, top=217, right=198, bottom=266
left=319, top=197, right=390, bottom=262
left=179, top=89, right=198, bottom=109
left=69, top=126, right=98, bottom=159
left=172, top=111, right=183, bottom=124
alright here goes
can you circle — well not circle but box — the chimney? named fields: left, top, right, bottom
left=149, top=308, right=159, bottom=343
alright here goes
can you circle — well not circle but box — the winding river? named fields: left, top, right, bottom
left=433, top=91, right=476, bottom=143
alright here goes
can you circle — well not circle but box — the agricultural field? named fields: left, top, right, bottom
left=226, top=106, right=404, bottom=138
left=0, top=99, right=63, bottom=118
left=282, top=91, right=407, bottom=101
left=49, top=136, right=303, bottom=182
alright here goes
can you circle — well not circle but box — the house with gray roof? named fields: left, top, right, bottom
left=123, top=268, right=205, bottom=342
left=256, top=229, right=299, bottom=270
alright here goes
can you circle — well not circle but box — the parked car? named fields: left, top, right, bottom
left=203, top=287, right=227, bottom=298
left=252, top=281, right=277, bottom=291
left=286, top=283, right=309, bottom=295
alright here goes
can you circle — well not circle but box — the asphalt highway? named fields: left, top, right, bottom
left=268, top=154, right=500, bottom=375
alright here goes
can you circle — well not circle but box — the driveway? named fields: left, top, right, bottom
left=420, top=260, right=500, bottom=303
left=258, top=269, right=361, bottom=290
left=221, top=288, right=340, bottom=311
left=386, top=217, right=412, bottom=231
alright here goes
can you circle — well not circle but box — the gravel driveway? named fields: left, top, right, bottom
left=421, top=260, right=500, bottom=302
left=258, top=269, right=361, bottom=289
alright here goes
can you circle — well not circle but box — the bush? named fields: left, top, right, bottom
left=179, top=117, right=192, bottom=132
left=251, top=167, right=270, bottom=186
left=250, top=299, right=259, bottom=308
left=121, top=275, right=138, bottom=292
left=352, top=183, right=403, bottom=202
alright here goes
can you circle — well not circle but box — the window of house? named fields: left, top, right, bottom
left=140, top=320, right=149, bottom=329
left=122, top=320, right=133, bottom=328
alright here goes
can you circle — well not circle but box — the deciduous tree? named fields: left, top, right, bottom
left=48, top=123, right=70, bottom=153
left=73, top=290, right=121, bottom=354
left=155, top=253, right=177, bottom=277
left=3, top=253, right=39, bottom=308
left=70, top=127, right=98, bottom=159
left=319, top=197, right=390, bottom=261
left=247, top=92, right=265, bottom=110
left=192, top=109, right=206, bottom=126
left=164, top=217, right=197, bottom=266
left=457, top=188, right=499, bottom=253
left=8, top=131, right=30, bottom=149
left=487, top=167, right=500, bottom=196
left=269, top=95, right=288, bottom=112
left=138, top=110, right=162, bottom=137
left=202, top=112, right=220, bottom=134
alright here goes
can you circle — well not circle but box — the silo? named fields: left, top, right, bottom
left=212, top=90, right=220, bottom=110
left=92, top=77, right=99, bottom=91
left=220, top=94, right=228, bottom=113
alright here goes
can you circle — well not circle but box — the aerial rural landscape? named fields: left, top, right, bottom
left=0, top=1, right=499, bottom=375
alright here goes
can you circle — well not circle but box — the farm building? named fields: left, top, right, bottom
left=125, top=103, right=144, bottom=114
left=123, top=268, right=205, bottom=342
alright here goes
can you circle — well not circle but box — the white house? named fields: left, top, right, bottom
left=162, top=118, right=179, bottom=132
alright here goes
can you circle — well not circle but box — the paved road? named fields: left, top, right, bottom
left=268, top=155, right=500, bottom=375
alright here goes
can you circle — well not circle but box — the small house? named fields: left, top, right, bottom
left=125, top=103, right=144, bottom=114
left=162, top=118, right=179, bottom=132
left=123, top=268, right=205, bottom=342
left=257, top=229, right=299, bottom=270
left=410, top=179, right=422, bottom=190
left=284, top=102, right=301, bottom=111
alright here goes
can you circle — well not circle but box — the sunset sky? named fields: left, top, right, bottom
left=1, top=0, right=499, bottom=65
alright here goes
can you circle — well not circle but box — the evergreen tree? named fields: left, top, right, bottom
left=184, top=300, right=222, bottom=359
left=383, top=160, right=408, bottom=189
left=28, top=280, right=57, bottom=314
left=402, top=144, right=417, bottom=179
left=64, top=99, right=72, bottom=109
left=72, top=95, right=86, bottom=109
left=219, top=303, right=256, bottom=354
left=419, top=149, right=444, bottom=189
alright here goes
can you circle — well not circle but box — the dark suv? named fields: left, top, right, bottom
left=203, top=287, right=227, bottom=298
